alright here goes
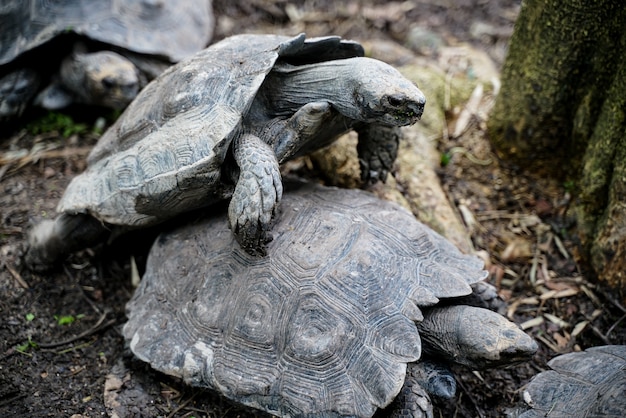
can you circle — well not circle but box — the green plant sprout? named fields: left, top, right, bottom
left=54, top=313, right=85, bottom=326
left=16, top=337, right=38, bottom=354
left=26, top=111, right=89, bottom=138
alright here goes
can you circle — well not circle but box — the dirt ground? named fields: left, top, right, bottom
left=1, top=1, right=625, bottom=417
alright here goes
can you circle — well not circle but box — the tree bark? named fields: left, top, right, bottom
left=488, top=0, right=626, bottom=298
left=581, top=52, right=626, bottom=298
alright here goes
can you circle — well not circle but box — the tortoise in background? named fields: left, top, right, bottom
left=0, top=0, right=214, bottom=119
left=124, top=182, right=537, bottom=418
left=25, top=33, right=426, bottom=270
left=516, top=345, right=626, bottom=417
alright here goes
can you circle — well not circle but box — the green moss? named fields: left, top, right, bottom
left=400, top=64, right=477, bottom=139
left=488, top=0, right=626, bottom=177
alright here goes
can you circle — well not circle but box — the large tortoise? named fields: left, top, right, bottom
left=0, top=0, right=214, bottom=119
left=516, top=345, right=626, bottom=417
left=25, top=33, right=426, bottom=270
left=123, top=182, right=537, bottom=418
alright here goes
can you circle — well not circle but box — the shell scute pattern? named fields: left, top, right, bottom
left=272, top=207, right=361, bottom=279
left=114, top=154, right=142, bottom=190
left=137, top=143, right=177, bottom=182
left=124, top=184, right=488, bottom=417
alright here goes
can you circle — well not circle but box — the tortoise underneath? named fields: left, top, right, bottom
left=0, top=0, right=213, bottom=118
left=25, top=33, right=426, bottom=271
left=124, top=182, right=537, bottom=418
left=515, top=345, right=626, bottom=417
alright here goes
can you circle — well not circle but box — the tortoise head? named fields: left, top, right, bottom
left=349, top=58, right=426, bottom=126
left=60, top=51, right=141, bottom=109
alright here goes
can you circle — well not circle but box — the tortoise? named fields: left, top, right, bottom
left=516, top=345, right=626, bottom=417
left=25, top=33, right=427, bottom=270
left=123, top=182, right=537, bottom=418
left=0, top=0, right=214, bottom=119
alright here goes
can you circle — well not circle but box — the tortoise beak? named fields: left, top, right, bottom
left=385, top=91, right=425, bottom=124
left=410, top=90, right=426, bottom=120
left=392, top=90, right=426, bottom=122
left=408, top=99, right=425, bottom=121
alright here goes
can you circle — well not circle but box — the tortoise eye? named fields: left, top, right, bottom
left=101, top=77, right=115, bottom=89
left=387, top=95, right=405, bottom=107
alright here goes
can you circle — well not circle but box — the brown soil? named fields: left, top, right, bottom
left=1, top=1, right=624, bottom=417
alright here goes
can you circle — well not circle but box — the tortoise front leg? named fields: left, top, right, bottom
left=269, top=101, right=333, bottom=163
left=356, top=124, right=401, bottom=184
left=229, top=133, right=282, bottom=256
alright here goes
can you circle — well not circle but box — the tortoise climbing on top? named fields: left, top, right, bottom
left=516, top=345, right=626, bottom=417
left=0, top=0, right=214, bottom=119
left=123, top=182, right=537, bottom=418
left=25, top=33, right=426, bottom=270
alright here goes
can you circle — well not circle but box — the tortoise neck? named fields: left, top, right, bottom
left=260, top=58, right=363, bottom=119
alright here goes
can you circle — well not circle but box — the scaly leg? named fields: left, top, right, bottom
left=25, top=213, right=109, bottom=271
left=229, top=134, right=282, bottom=256
left=267, top=101, right=334, bottom=163
left=356, top=124, right=401, bottom=184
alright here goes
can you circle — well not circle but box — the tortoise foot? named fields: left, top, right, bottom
left=357, top=124, right=401, bottom=184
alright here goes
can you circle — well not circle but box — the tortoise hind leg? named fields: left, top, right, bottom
left=0, top=69, right=41, bottom=120
left=25, top=213, right=109, bottom=272
left=378, top=362, right=434, bottom=418
left=228, top=133, right=282, bottom=256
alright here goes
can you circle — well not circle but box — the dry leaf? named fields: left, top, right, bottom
left=534, top=334, right=560, bottom=352
left=452, top=83, right=483, bottom=137
left=501, top=238, right=532, bottom=262
left=539, top=288, right=579, bottom=300
left=544, top=281, right=578, bottom=292
left=544, top=313, right=569, bottom=328
left=521, top=317, right=544, bottom=330
left=571, top=321, right=588, bottom=337
left=552, top=332, right=569, bottom=349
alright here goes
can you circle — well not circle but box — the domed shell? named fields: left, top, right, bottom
left=519, top=345, right=626, bottom=417
left=57, top=34, right=364, bottom=227
left=123, top=183, right=487, bottom=417
left=0, top=0, right=214, bottom=65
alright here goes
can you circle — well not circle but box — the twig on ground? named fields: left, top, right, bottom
left=454, top=375, right=485, bottom=418
left=4, top=262, right=29, bottom=288
left=63, top=265, right=102, bottom=316
left=446, top=146, right=493, bottom=166
left=606, top=313, right=626, bottom=339
left=585, top=322, right=612, bottom=345
left=534, top=334, right=560, bottom=353
left=0, top=145, right=92, bottom=173
left=37, top=312, right=114, bottom=349
left=0, top=162, right=11, bottom=181
left=166, top=391, right=199, bottom=418
left=0, top=393, right=27, bottom=409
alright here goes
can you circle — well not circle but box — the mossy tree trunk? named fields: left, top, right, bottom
left=488, top=0, right=626, bottom=298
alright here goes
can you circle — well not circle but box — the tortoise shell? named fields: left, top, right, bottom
left=0, top=0, right=214, bottom=66
left=57, top=34, right=364, bottom=227
left=123, top=182, right=487, bottom=417
left=519, top=345, right=626, bottom=417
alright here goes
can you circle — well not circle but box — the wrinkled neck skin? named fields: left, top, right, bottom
left=59, top=54, right=89, bottom=102
left=259, top=58, right=366, bottom=120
